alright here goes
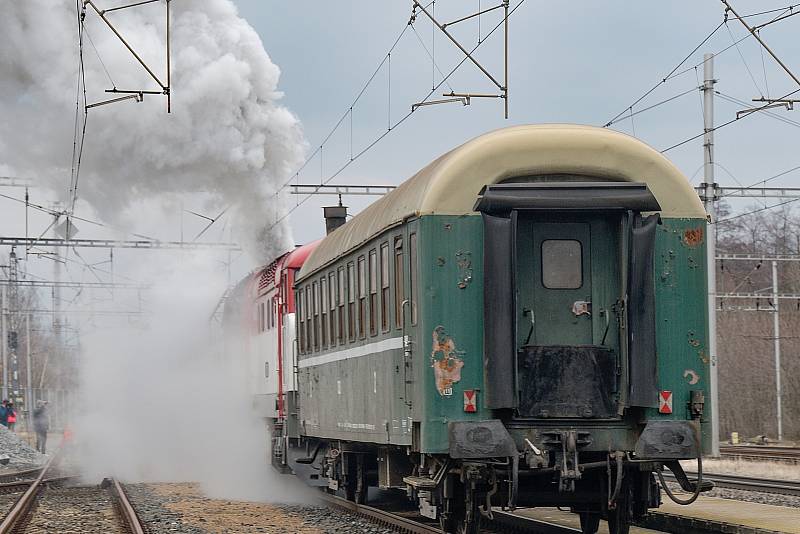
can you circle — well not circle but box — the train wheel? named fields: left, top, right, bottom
left=579, top=512, right=600, bottom=533
left=438, top=493, right=480, bottom=534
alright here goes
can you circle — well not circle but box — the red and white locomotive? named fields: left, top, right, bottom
left=222, top=240, right=318, bottom=466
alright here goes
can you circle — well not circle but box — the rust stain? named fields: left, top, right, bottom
left=683, top=227, right=704, bottom=247
left=431, top=326, right=464, bottom=396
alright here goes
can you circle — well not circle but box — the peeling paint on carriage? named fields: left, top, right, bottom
left=455, top=251, right=472, bottom=289
left=430, top=326, right=465, bottom=396
left=682, top=227, right=704, bottom=247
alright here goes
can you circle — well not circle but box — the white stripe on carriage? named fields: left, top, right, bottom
left=298, top=337, right=404, bottom=368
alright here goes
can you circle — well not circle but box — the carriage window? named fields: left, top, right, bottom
left=312, top=282, right=319, bottom=351
left=541, top=240, right=583, bottom=289
left=394, top=237, right=404, bottom=329
left=358, top=256, right=367, bottom=339
left=297, top=290, right=305, bottom=354
left=369, top=249, right=377, bottom=336
left=347, top=262, right=356, bottom=341
left=306, top=286, right=314, bottom=351
left=338, top=267, right=346, bottom=345
left=329, top=272, right=337, bottom=346
left=381, top=243, right=390, bottom=332
left=409, top=233, right=418, bottom=326
left=259, top=302, right=265, bottom=333
left=320, top=277, right=328, bottom=348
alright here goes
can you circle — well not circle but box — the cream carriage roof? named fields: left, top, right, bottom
left=299, top=124, right=705, bottom=279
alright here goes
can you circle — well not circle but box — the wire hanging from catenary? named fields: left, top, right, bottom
left=604, top=2, right=800, bottom=129
left=266, top=0, right=527, bottom=235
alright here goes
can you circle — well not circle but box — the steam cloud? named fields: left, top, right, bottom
left=75, top=253, right=311, bottom=502
left=0, top=0, right=305, bottom=261
left=1, top=0, right=312, bottom=502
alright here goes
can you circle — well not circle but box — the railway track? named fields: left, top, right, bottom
left=663, top=470, right=800, bottom=497
left=319, top=486, right=799, bottom=534
left=720, top=445, right=800, bottom=463
left=316, top=490, right=584, bottom=533
left=0, top=451, right=145, bottom=534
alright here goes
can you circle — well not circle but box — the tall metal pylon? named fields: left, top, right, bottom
left=699, top=53, right=720, bottom=457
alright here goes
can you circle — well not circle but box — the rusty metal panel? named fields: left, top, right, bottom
left=416, top=215, right=487, bottom=454
left=652, top=218, right=711, bottom=454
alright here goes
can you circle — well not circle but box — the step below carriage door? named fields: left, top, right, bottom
left=475, top=182, right=661, bottom=417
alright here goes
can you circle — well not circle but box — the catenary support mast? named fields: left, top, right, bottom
left=700, top=53, right=720, bottom=456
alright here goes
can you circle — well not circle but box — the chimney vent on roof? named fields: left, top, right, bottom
left=323, top=196, right=347, bottom=234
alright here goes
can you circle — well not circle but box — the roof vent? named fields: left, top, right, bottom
left=323, top=197, right=347, bottom=235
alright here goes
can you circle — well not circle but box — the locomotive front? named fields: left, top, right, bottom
left=290, top=124, right=711, bottom=534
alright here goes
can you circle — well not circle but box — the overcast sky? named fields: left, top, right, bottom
left=1, top=0, right=799, bottom=324
left=236, top=0, right=800, bottom=245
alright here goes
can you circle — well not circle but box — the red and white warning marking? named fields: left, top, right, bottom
left=659, top=391, right=673, bottom=414
left=463, top=390, right=477, bottom=413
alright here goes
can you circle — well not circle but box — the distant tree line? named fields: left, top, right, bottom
left=716, top=202, right=800, bottom=441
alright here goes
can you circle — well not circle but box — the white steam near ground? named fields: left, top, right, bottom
left=76, top=253, right=310, bottom=502
left=1, top=0, right=312, bottom=501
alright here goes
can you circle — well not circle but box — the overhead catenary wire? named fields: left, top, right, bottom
left=266, top=0, right=527, bottom=234
left=605, top=3, right=799, bottom=128
left=714, top=91, right=800, bottom=129
left=604, top=20, right=725, bottom=127
left=725, top=21, right=764, bottom=97
left=604, top=86, right=699, bottom=128
left=69, top=1, right=89, bottom=218
left=274, top=4, right=430, bottom=195
left=718, top=163, right=800, bottom=200
left=660, top=86, right=800, bottom=153
left=716, top=196, right=800, bottom=224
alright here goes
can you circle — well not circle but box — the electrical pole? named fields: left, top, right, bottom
left=1, top=284, right=7, bottom=400
left=25, top=313, right=32, bottom=431
left=700, top=53, right=720, bottom=456
left=8, top=249, right=20, bottom=403
left=771, top=261, right=783, bottom=442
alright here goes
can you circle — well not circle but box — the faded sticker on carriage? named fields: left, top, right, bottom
left=431, top=326, right=464, bottom=396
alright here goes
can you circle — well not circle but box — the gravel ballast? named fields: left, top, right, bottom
left=124, top=483, right=398, bottom=534
left=0, top=427, right=46, bottom=467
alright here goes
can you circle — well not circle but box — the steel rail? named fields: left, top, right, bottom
left=316, top=491, right=439, bottom=533
left=317, top=491, right=585, bottom=534
left=0, top=467, right=43, bottom=485
left=0, top=453, right=58, bottom=533
left=720, top=445, right=800, bottom=463
left=640, top=510, right=785, bottom=534
left=662, top=471, right=800, bottom=497
left=109, top=479, right=146, bottom=534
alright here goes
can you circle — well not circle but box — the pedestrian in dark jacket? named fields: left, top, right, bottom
left=6, top=402, right=16, bottom=432
left=0, top=400, right=8, bottom=428
left=32, top=401, right=49, bottom=454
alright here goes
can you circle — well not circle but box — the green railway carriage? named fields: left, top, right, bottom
left=289, top=124, right=711, bottom=534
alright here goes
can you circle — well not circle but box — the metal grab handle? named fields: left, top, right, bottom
left=523, top=307, right=535, bottom=345
left=401, top=299, right=412, bottom=408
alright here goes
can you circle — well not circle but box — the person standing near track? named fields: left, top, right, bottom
left=0, top=400, right=8, bottom=428
left=32, top=401, right=49, bottom=454
left=6, top=402, right=16, bottom=432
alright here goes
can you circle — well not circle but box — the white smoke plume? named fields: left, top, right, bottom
left=0, top=0, right=305, bottom=261
left=73, top=252, right=311, bottom=502
left=0, top=0, right=313, bottom=501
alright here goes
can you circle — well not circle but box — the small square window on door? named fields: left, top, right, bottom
left=541, top=239, right=582, bottom=289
